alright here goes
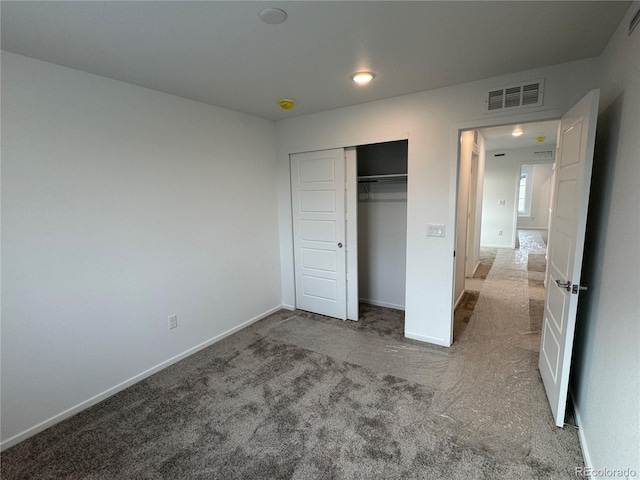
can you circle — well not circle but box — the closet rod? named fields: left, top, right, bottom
left=357, top=173, right=408, bottom=183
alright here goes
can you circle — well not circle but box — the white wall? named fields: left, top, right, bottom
left=481, top=147, right=555, bottom=247
left=276, top=57, right=601, bottom=347
left=358, top=183, right=407, bottom=310
left=481, top=150, right=519, bottom=247
left=572, top=2, right=640, bottom=474
left=1, top=53, right=282, bottom=447
left=517, top=162, right=554, bottom=229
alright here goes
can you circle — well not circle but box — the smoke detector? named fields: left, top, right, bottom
left=259, top=8, right=287, bottom=25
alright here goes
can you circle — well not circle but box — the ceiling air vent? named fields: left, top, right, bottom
left=533, top=150, right=554, bottom=160
left=485, top=79, right=544, bottom=112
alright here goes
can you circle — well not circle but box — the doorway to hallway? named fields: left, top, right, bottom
left=453, top=89, right=600, bottom=428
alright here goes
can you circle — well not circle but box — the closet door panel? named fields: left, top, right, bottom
left=291, top=149, right=347, bottom=320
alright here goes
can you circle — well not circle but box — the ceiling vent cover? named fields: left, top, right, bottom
left=485, top=79, right=544, bottom=112
left=533, top=150, right=554, bottom=160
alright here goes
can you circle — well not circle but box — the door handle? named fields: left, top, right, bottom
left=555, top=279, right=572, bottom=292
left=337, top=242, right=343, bottom=248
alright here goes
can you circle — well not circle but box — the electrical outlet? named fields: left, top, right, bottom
left=168, top=314, right=178, bottom=330
left=498, top=230, right=503, bottom=236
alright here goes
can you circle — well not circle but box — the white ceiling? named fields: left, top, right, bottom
left=480, top=120, right=560, bottom=151
left=1, top=1, right=630, bottom=122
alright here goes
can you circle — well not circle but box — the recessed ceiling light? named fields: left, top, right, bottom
left=512, top=128, right=524, bottom=137
left=259, top=8, right=287, bottom=25
left=351, top=72, right=375, bottom=85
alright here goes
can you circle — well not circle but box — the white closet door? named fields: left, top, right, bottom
left=291, top=149, right=347, bottom=320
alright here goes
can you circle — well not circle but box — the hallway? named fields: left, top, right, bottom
left=437, top=229, right=583, bottom=465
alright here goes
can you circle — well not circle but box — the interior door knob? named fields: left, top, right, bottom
left=337, top=242, right=343, bottom=248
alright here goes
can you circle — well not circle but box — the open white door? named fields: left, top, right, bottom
left=539, top=89, right=600, bottom=427
left=291, top=149, right=347, bottom=320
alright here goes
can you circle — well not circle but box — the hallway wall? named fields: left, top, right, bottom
left=481, top=149, right=519, bottom=248
left=481, top=146, right=555, bottom=248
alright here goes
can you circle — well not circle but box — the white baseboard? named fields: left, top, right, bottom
left=359, top=298, right=405, bottom=311
left=281, top=304, right=295, bottom=311
left=0, top=304, right=285, bottom=451
left=454, top=290, right=466, bottom=309
left=471, top=261, right=481, bottom=277
left=570, top=389, right=593, bottom=473
left=405, top=330, right=450, bottom=347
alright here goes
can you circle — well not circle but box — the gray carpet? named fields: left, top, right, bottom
left=2, top=326, right=437, bottom=479
left=2, top=303, right=582, bottom=479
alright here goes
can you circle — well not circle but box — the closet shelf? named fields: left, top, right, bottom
left=357, top=173, right=408, bottom=183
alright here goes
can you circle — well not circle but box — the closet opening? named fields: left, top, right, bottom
left=289, top=140, right=408, bottom=323
left=355, top=140, right=408, bottom=315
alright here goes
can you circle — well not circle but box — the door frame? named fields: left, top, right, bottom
left=345, top=147, right=358, bottom=320
left=450, top=109, right=563, bottom=345
left=465, top=147, right=481, bottom=278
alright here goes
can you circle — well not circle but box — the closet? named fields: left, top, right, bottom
left=356, top=140, right=408, bottom=310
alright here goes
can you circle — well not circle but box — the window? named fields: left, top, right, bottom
left=518, top=173, right=528, bottom=213
left=518, top=165, right=533, bottom=216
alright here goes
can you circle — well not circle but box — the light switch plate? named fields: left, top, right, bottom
left=427, top=224, right=445, bottom=237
